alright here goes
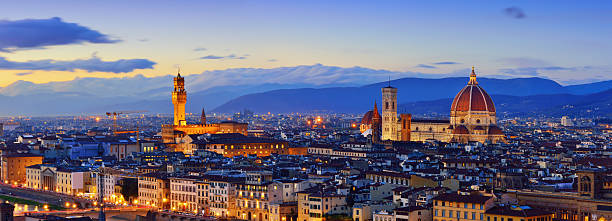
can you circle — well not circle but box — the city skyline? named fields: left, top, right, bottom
left=1, top=1, right=612, bottom=87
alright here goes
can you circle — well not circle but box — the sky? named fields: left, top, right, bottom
left=0, top=0, right=611, bottom=87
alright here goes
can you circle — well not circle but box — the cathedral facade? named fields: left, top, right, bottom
left=360, top=67, right=505, bottom=144
left=161, top=73, right=248, bottom=150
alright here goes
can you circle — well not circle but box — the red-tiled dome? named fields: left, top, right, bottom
left=453, top=125, right=470, bottom=134
left=451, top=68, right=495, bottom=113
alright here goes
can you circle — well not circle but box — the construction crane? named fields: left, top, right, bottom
left=105, top=110, right=147, bottom=133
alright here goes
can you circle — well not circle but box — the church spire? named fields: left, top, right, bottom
left=201, top=107, right=207, bottom=124
left=372, top=100, right=380, bottom=117
left=468, top=66, right=478, bottom=85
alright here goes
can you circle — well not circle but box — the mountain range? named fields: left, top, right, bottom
left=212, top=77, right=612, bottom=117
left=0, top=64, right=611, bottom=117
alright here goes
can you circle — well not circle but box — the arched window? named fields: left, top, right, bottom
left=385, top=102, right=389, bottom=109
left=580, top=176, right=591, bottom=193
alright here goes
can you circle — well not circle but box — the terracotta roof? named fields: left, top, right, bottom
left=485, top=206, right=553, bottom=217
left=361, top=111, right=375, bottom=125
left=489, top=126, right=504, bottom=135
left=453, top=125, right=470, bottom=134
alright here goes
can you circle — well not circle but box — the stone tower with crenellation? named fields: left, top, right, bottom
left=172, top=72, right=187, bottom=126
left=382, top=84, right=398, bottom=141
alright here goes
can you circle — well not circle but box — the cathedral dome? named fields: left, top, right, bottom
left=450, top=67, right=496, bottom=113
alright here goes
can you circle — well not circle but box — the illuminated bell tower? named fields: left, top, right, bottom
left=172, top=71, right=187, bottom=126
left=382, top=83, right=398, bottom=141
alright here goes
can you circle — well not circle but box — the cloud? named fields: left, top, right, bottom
left=504, top=7, right=526, bottom=19
left=200, top=55, right=225, bottom=59
left=0, top=55, right=155, bottom=73
left=15, top=72, right=33, bottom=76
left=498, top=57, right=549, bottom=67
left=137, top=38, right=149, bottom=42
left=499, top=66, right=580, bottom=76
left=267, top=59, right=278, bottom=62
left=226, top=54, right=247, bottom=59
left=200, top=54, right=247, bottom=60
left=193, top=47, right=207, bottom=51
left=0, top=17, right=119, bottom=52
left=433, top=61, right=460, bottom=65
left=416, top=64, right=437, bottom=69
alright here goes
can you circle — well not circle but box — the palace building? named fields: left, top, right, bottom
left=360, top=67, right=505, bottom=144
left=161, top=72, right=248, bottom=152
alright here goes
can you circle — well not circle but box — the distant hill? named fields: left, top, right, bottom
left=213, top=77, right=573, bottom=114
left=565, top=80, right=612, bottom=95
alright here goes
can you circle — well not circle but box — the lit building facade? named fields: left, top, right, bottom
left=138, top=172, right=170, bottom=209
left=170, top=176, right=199, bottom=213
left=432, top=193, right=495, bottom=221
left=297, top=191, right=349, bottom=221
left=1, top=153, right=43, bottom=185
left=25, top=164, right=89, bottom=195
